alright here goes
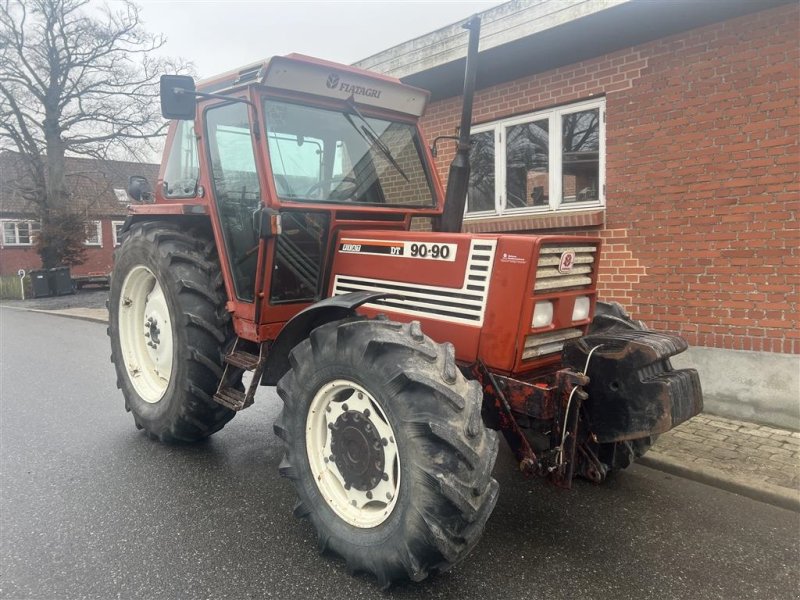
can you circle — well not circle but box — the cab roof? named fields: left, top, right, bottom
left=196, top=53, right=430, bottom=117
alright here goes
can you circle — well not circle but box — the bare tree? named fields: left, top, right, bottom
left=0, top=0, right=187, bottom=267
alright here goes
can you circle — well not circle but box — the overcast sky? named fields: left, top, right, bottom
left=130, top=0, right=504, bottom=79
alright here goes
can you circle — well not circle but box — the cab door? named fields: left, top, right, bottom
left=204, top=102, right=263, bottom=307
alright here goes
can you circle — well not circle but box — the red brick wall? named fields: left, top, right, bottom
left=421, top=3, right=799, bottom=354
left=0, top=219, right=119, bottom=278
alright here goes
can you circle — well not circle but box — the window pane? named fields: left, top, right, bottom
left=163, top=120, right=199, bottom=197
left=206, top=103, right=261, bottom=301
left=467, top=131, right=495, bottom=213
left=85, top=222, right=100, bottom=245
left=3, top=223, right=16, bottom=245
left=264, top=100, right=434, bottom=206
left=268, top=133, right=323, bottom=196
left=506, top=119, right=549, bottom=209
left=18, top=222, right=31, bottom=244
left=561, top=109, right=600, bottom=204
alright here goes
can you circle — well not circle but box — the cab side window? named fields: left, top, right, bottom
left=163, top=120, right=199, bottom=197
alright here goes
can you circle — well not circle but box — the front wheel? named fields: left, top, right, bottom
left=108, top=221, right=237, bottom=442
left=275, top=319, right=499, bottom=588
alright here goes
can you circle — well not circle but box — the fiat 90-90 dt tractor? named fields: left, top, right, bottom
left=109, top=18, right=702, bottom=587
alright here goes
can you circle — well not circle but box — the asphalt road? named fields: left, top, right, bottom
left=1, top=307, right=798, bottom=600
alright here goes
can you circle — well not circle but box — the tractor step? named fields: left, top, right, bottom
left=213, top=387, right=248, bottom=411
left=213, top=339, right=267, bottom=412
left=224, top=350, right=261, bottom=370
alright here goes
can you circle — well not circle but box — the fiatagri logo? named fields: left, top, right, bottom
left=325, top=72, right=382, bottom=99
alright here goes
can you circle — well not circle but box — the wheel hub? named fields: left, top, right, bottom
left=305, top=379, right=401, bottom=528
left=117, top=265, right=174, bottom=404
left=145, top=316, right=161, bottom=348
left=330, top=410, right=385, bottom=491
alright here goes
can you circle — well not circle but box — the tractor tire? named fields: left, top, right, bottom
left=108, top=221, right=237, bottom=442
left=274, top=318, right=499, bottom=588
left=589, top=301, right=657, bottom=473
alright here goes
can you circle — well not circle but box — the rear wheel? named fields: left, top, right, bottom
left=275, top=319, right=499, bottom=588
left=108, top=221, right=237, bottom=442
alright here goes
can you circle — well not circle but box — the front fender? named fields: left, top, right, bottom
left=261, top=291, right=397, bottom=385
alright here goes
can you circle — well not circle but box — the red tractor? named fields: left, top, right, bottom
left=109, top=18, right=702, bottom=588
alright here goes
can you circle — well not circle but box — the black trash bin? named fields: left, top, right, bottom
left=29, top=269, right=51, bottom=298
left=49, top=266, right=75, bottom=296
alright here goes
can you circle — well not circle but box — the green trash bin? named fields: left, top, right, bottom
left=49, top=266, right=75, bottom=296
left=29, top=269, right=51, bottom=298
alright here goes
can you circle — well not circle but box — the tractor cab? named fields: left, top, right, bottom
left=140, top=54, right=443, bottom=337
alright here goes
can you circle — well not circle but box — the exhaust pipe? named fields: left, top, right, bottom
left=434, top=15, right=481, bottom=233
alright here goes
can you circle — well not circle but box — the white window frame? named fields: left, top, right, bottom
left=113, top=188, right=128, bottom=203
left=84, top=220, right=103, bottom=247
left=465, top=98, right=606, bottom=219
left=111, top=220, right=125, bottom=246
left=1, top=219, right=39, bottom=247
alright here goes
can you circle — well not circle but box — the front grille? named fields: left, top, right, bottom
left=332, top=240, right=496, bottom=326
left=534, top=244, right=597, bottom=292
left=522, top=328, right=584, bottom=360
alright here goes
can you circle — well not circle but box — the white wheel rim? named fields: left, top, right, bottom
left=306, top=380, right=401, bottom=528
left=118, top=266, right=174, bottom=404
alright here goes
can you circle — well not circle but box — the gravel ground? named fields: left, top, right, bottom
left=0, top=287, right=108, bottom=310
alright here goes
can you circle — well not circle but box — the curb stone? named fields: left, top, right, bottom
left=639, top=453, right=800, bottom=513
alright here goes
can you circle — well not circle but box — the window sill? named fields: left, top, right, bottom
left=462, top=209, right=604, bottom=233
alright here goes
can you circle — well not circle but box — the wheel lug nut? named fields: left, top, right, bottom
left=351, top=500, right=357, bottom=507
left=382, top=473, right=389, bottom=481
left=381, top=438, right=388, bottom=447
left=329, top=455, right=335, bottom=462
left=344, top=483, right=351, bottom=490
left=357, top=392, right=363, bottom=399
left=342, top=403, right=348, bottom=411
left=363, top=409, right=370, bottom=417
left=386, top=493, right=393, bottom=501
left=366, top=491, right=372, bottom=499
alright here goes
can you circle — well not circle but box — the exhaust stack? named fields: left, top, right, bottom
left=434, top=15, right=481, bottom=233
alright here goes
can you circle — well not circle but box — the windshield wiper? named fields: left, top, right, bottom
left=344, top=97, right=409, bottom=183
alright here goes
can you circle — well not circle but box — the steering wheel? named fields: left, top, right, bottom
left=305, top=177, right=358, bottom=201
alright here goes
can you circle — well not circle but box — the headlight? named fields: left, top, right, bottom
left=572, top=296, right=590, bottom=321
left=532, top=301, right=553, bottom=328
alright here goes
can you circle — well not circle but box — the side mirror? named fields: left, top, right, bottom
left=128, top=175, right=154, bottom=203
left=160, top=74, right=197, bottom=120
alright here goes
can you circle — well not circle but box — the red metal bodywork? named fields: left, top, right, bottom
left=129, top=54, right=600, bottom=377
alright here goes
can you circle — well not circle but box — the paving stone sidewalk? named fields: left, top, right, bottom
left=648, top=413, right=800, bottom=497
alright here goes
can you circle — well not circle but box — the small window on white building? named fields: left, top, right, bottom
left=1, top=220, right=39, bottom=246
left=112, top=220, right=125, bottom=246
left=113, top=188, right=128, bottom=203
left=466, top=98, right=605, bottom=218
left=85, top=221, right=102, bottom=246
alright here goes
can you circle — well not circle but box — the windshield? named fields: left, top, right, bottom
left=263, top=99, right=435, bottom=207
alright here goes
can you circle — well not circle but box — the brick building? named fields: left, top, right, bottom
left=356, top=0, right=799, bottom=427
left=0, top=151, right=158, bottom=280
